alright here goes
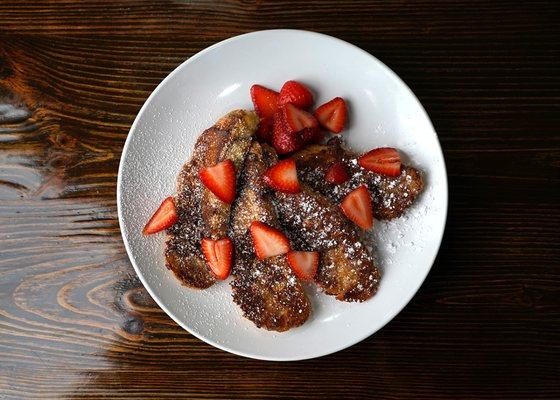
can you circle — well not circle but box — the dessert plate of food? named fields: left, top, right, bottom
left=117, top=29, right=447, bottom=361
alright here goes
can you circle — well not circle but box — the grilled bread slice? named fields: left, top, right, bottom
left=293, top=138, right=424, bottom=220
left=230, top=142, right=311, bottom=331
left=262, top=145, right=380, bottom=302
left=165, top=110, right=259, bottom=289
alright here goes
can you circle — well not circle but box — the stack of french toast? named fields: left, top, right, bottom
left=144, top=107, right=423, bottom=332
left=142, top=80, right=424, bottom=332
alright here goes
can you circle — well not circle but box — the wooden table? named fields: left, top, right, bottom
left=1, top=1, right=558, bottom=398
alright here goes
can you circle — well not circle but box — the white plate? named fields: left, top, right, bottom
left=117, top=29, right=447, bottom=361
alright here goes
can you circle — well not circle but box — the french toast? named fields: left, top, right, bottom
left=230, top=142, right=311, bottom=331
left=141, top=79, right=431, bottom=333
left=165, top=110, right=259, bottom=289
left=293, top=138, right=424, bottom=220
left=263, top=145, right=381, bottom=302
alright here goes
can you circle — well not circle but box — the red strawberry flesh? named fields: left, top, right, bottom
left=272, top=110, right=303, bottom=154
left=256, top=116, right=273, bottom=144
left=250, top=84, right=279, bottom=118
left=263, top=158, right=300, bottom=193
left=250, top=221, right=291, bottom=260
left=341, top=185, right=373, bottom=230
left=201, top=237, right=233, bottom=280
left=325, top=162, right=350, bottom=184
left=287, top=251, right=319, bottom=281
left=282, top=103, right=319, bottom=134
left=199, top=159, right=236, bottom=204
left=358, top=147, right=401, bottom=177
left=278, top=80, right=314, bottom=109
left=143, top=196, right=178, bottom=235
left=314, top=97, right=347, bottom=133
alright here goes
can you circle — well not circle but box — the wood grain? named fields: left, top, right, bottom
left=1, top=1, right=559, bottom=399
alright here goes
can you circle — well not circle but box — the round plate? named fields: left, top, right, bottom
left=117, top=29, right=447, bottom=361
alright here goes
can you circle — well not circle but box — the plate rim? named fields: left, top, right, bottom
left=117, top=29, right=448, bottom=361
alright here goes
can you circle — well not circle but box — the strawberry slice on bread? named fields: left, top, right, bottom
left=263, top=158, right=300, bottom=193
left=325, top=162, right=350, bottom=184
left=287, top=251, right=319, bottom=281
left=341, top=185, right=373, bottom=230
left=143, top=196, right=178, bottom=235
left=201, top=237, right=233, bottom=280
left=199, top=159, right=236, bottom=204
left=250, top=221, right=291, bottom=260
left=358, top=147, right=401, bottom=177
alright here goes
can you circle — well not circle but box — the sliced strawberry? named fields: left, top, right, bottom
left=201, top=237, right=233, bottom=280
left=250, top=221, right=291, bottom=260
left=298, top=127, right=324, bottom=144
left=272, top=110, right=303, bottom=154
left=143, top=196, right=178, bottom=235
left=250, top=84, right=279, bottom=118
left=298, top=127, right=316, bottom=144
left=325, top=162, right=350, bottom=184
left=358, top=147, right=401, bottom=177
left=282, top=103, right=319, bottom=134
left=287, top=251, right=319, bottom=281
left=314, top=97, right=347, bottom=133
left=256, top=116, right=273, bottom=143
left=199, top=159, right=236, bottom=204
left=278, top=80, right=314, bottom=109
left=341, top=185, right=373, bottom=230
left=263, top=158, right=300, bottom=193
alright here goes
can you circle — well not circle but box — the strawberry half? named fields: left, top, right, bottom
left=263, top=158, right=300, bottom=193
left=278, top=80, right=314, bottom=109
left=250, top=221, right=291, bottom=260
left=325, top=162, right=350, bottom=184
left=282, top=103, right=319, bottom=134
left=287, top=251, right=319, bottom=281
left=143, top=196, right=178, bottom=235
left=272, top=110, right=303, bottom=154
left=314, top=97, right=347, bottom=133
left=341, top=185, right=373, bottom=230
left=201, top=237, right=233, bottom=280
left=256, top=116, right=273, bottom=144
left=358, top=147, right=401, bottom=177
left=199, top=159, right=236, bottom=204
left=250, top=84, right=279, bottom=118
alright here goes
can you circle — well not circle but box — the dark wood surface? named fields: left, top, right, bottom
left=1, top=1, right=559, bottom=398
